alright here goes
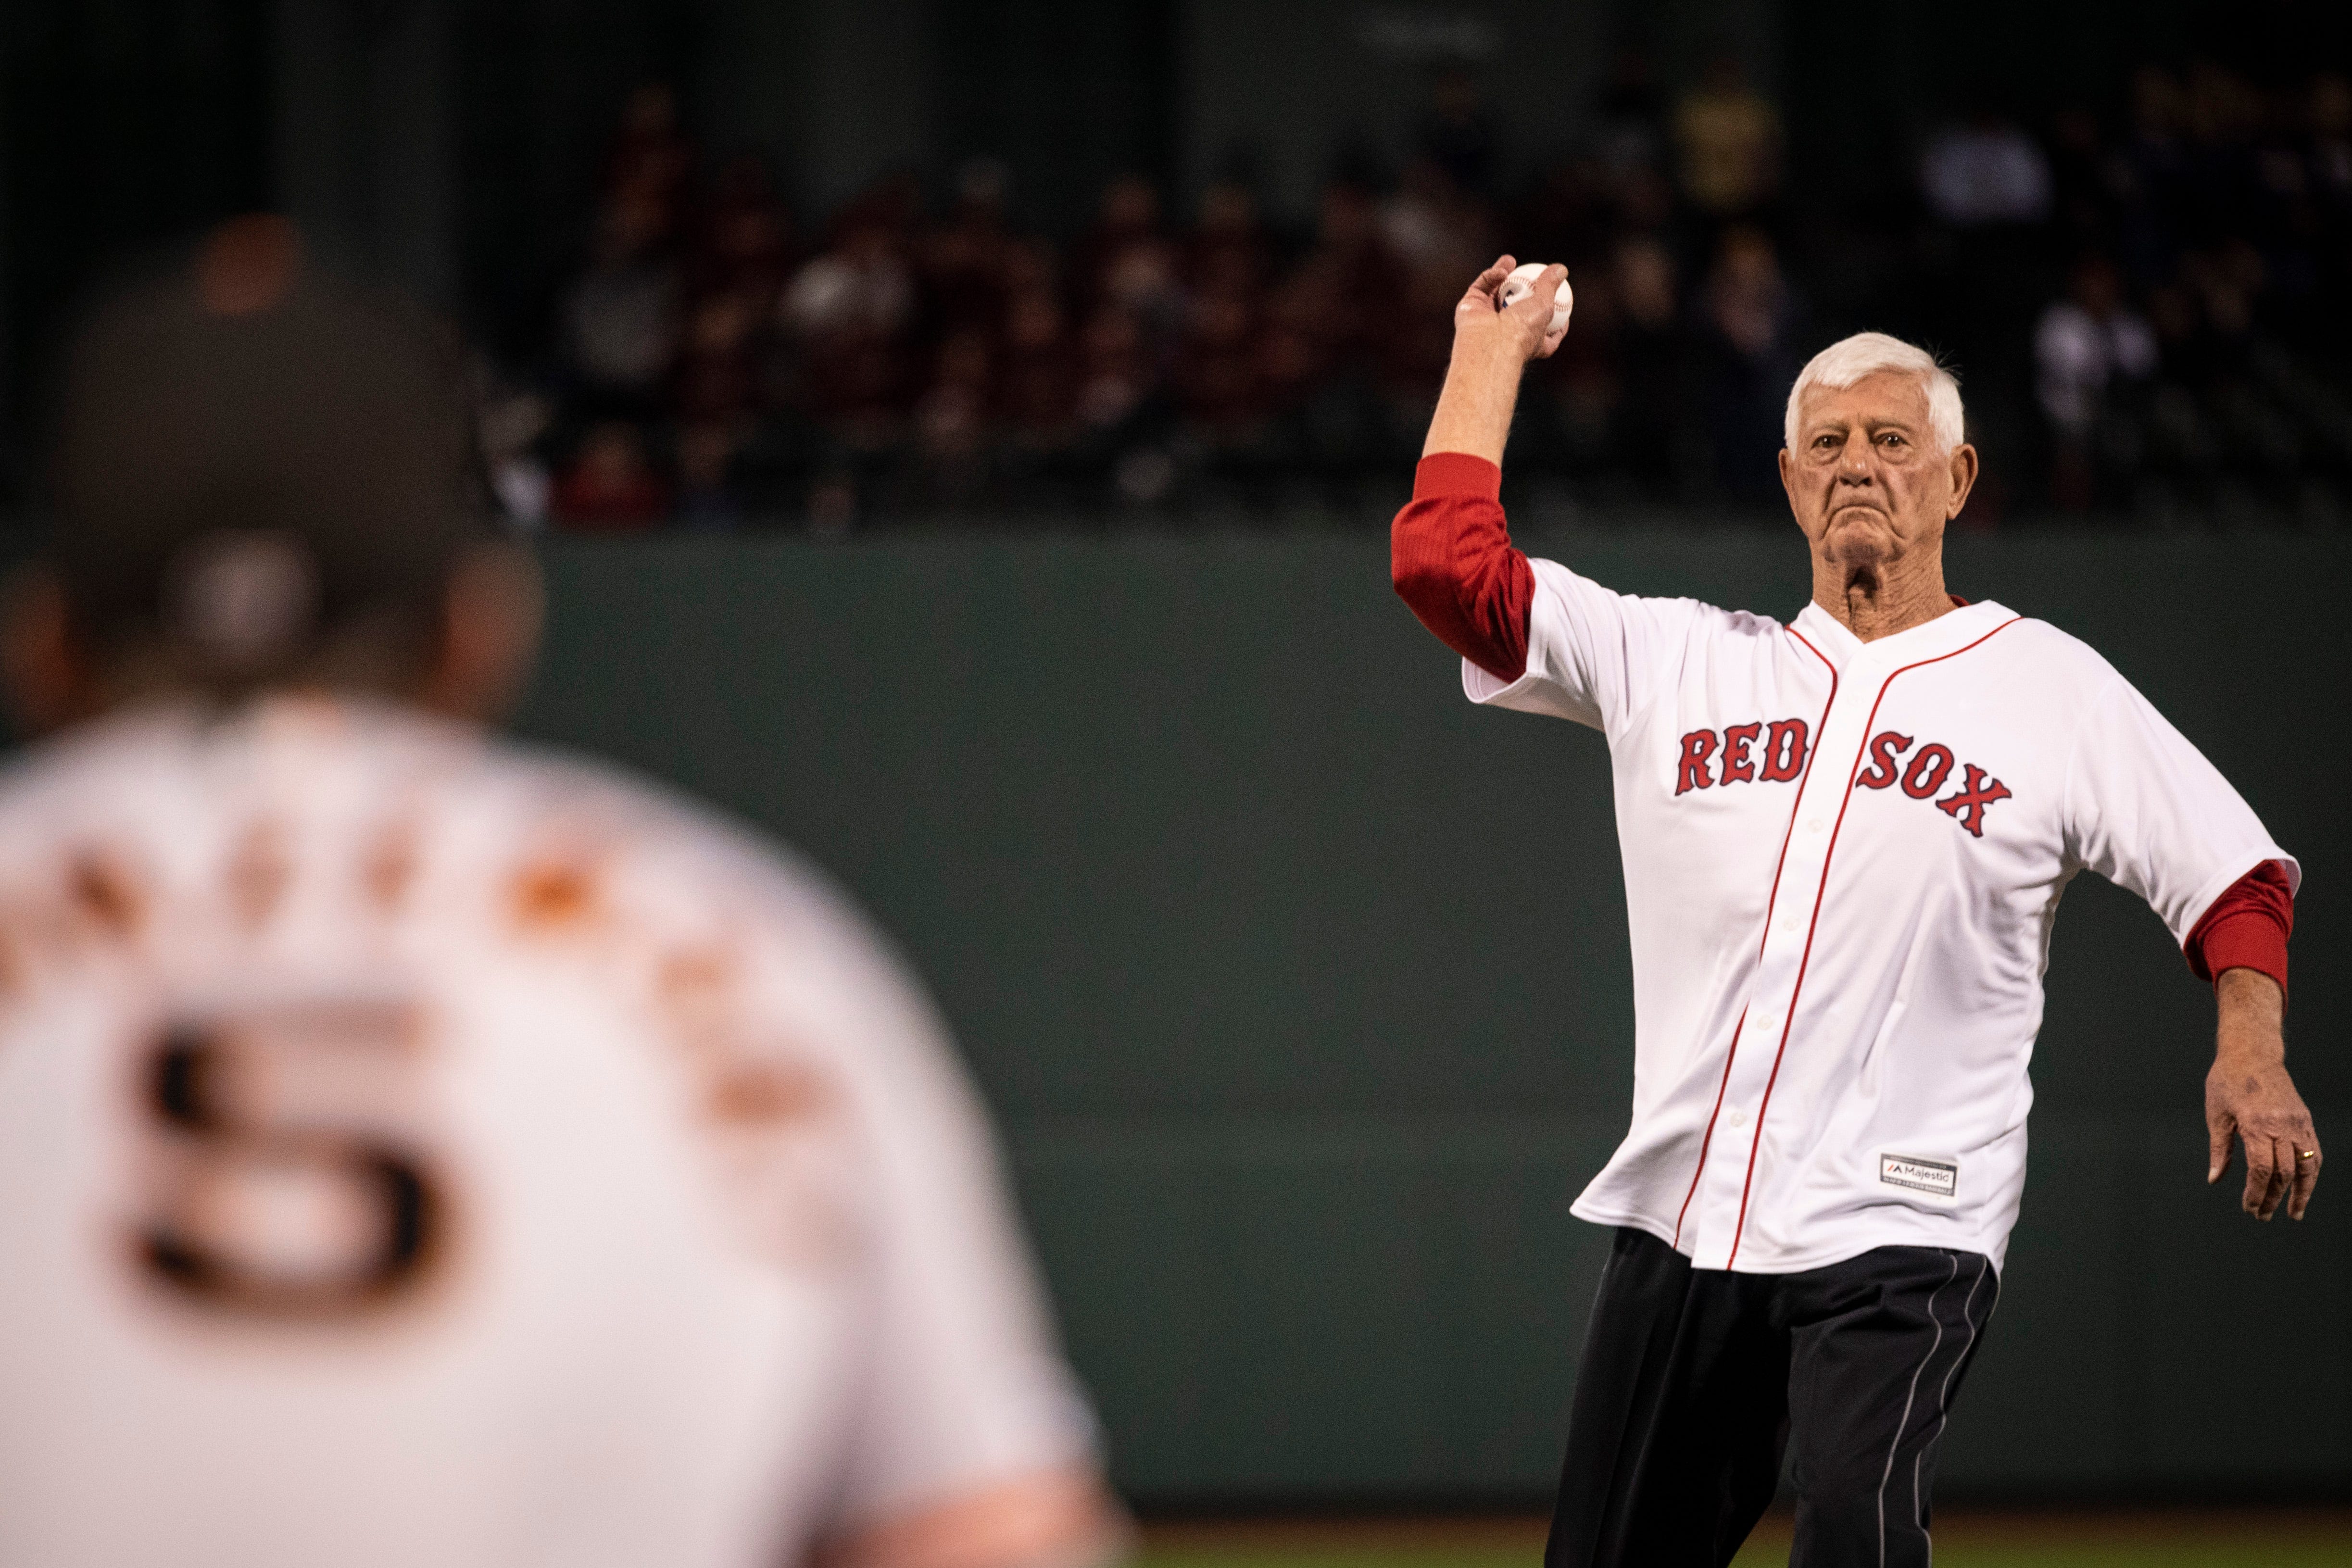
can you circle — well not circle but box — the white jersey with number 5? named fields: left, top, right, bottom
left=0, top=699, right=1111, bottom=1568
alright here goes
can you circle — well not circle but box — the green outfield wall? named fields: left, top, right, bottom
left=514, top=529, right=2350, bottom=1505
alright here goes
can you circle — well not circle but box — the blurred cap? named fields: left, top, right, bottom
left=45, top=215, right=494, bottom=679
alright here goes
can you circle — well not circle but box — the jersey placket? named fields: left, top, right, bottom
left=1683, top=641, right=1881, bottom=1271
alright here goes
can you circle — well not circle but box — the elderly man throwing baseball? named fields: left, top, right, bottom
left=1392, top=259, right=2319, bottom=1568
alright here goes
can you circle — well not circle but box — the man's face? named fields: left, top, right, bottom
left=1779, top=370, right=1976, bottom=572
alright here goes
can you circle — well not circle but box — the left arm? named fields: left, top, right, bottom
left=2206, top=967, right=2321, bottom=1220
left=2063, top=676, right=2315, bottom=1222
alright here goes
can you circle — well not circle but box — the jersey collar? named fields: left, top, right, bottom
left=1788, top=597, right=2015, bottom=673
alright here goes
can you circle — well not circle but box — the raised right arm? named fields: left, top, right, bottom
left=1390, top=257, right=1568, bottom=685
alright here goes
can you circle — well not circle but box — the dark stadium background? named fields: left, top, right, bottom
left=2, top=0, right=2346, bottom=1555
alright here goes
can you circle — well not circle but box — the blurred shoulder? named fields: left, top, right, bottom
left=465, top=723, right=927, bottom=1013
left=0, top=699, right=928, bottom=1031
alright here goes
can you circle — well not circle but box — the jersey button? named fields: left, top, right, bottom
left=1727, top=1106, right=1751, bottom=1127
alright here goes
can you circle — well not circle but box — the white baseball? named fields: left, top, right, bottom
left=1499, top=262, right=1573, bottom=335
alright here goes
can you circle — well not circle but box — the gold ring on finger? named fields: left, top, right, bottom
left=2297, top=1150, right=2317, bottom=1161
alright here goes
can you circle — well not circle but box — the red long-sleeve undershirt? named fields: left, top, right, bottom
left=2184, top=859, right=2294, bottom=1001
left=1388, top=451, right=2293, bottom=1000
left=1389, top=452, right=1533, bottom=684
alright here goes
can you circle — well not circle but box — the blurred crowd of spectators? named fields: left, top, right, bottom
left=491, top=63, right=2352, bottom=530
left=2015, top=67, right=2352, bottom=519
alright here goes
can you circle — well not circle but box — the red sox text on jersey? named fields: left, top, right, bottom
left=1675, top=721, right=2013, bottom=839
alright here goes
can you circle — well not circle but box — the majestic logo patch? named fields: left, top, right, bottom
left=1674, top=718, right=1811, bottom=795
left=1853, top=731, right=2012, bottom=837
left=1880, top=1154, right=1959, bottom=1197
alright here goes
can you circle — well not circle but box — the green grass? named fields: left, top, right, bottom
left=1139, top=1538, right=2352, bottom=1568
left=1732, top=1549, right=2352, bottom=1567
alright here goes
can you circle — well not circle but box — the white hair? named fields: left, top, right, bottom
left=1783, top=332, right=1965, bottom=453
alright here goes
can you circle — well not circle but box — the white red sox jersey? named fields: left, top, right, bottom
left=1463, top=564, right=2295, bottom=1274
left=0, top=699, right=1116, bottom=1568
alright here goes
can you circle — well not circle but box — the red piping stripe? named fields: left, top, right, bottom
left=1672, top=1005, right=1746, bottom=1248
left=1724, top=615, right=2022, bottom=1267
left=1670, top=625, right=1837, bottom=1249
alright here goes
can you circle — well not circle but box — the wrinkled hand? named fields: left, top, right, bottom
left=2206, top=1049, right=2321, bottom=1221
left=1453, top=255, right=1570, bottom=364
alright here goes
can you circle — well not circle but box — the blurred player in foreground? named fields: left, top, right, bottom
left=0, top=218, right=1126, bottom=1568
left=1393, top=259, right=2317, bottom=1567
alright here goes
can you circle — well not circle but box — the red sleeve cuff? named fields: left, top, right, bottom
left=2195, top=913, right=2289, bottom=1001
left=1413, top=452, right=1502, bottom=502
left=2184, top=860, right=2293, bottom=1004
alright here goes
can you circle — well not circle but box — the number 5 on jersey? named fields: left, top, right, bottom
left=135, top=1001, right=451, bottom=1320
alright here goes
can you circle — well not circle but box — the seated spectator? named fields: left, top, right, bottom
left=1511, top=157, right=1611, bottom=282
left=1381, top=242, right=1475, bottom=406
left=1591, top=49, right=1669, bottom=183
left=999, top=288, right=1079, bottom=452
left=478, top=380, right=554, bottom=529
left=923, top=158, right=1021, bottom=340
left=561, top=188, right=683, bottom=415
left=2046, top=105, right=2120, bottom=248
left=2181, top=63, right=2265, bottom=243
left=2115, top=67, right=2191, bottom=284
left=913, top=329, right=995, bottom=502
left=2184, top=237, right=2268, bottom=349
left=1254, top=179, right=1411, bottom=477
left=1381, top=156, right=1485, bottom=279
left=1073, top=175, right=1182, bottom=328
left=553, top=421, right=670, bottom=530
left=783, top=208, right=917, bottom=342
left=2036, top=254, right=2158, bottom=508
left=674, top=421, right=746, bottom=529
left=1703, top=228, right=1794, bottom=356
left=674, top=289, right=762, bottom=425
left=1282, top=180, right=1406, bottom=375
left=1674, top=55, right=1782, bottom=219
left=601, top=82, right=695, bottom=236
left=1074, top=300, right=1177, bottom=508
left=1074, top=306, right=1153, bottom=435
left=1612, top=236, right=1689, bottom=488
left=1175, top=285, right=1262, bottom=437
left=1377, top=157, right=1496, bottom=414
left=1418, top=65, right=1498, bottom=195
left=1184, top=179, right=1272, bottom=297
left=1612, top=160, right=1680, bottom=243
left=1695, top=226, right=1803, bottom=501
left=691, top=153, right=796, bottom=303
left=1522, top=256, right=1619, bottom=476
left=1001, top=233, right=1061, bottom=301
left=1256, top=317, right=1323, bottom=435
left=2176, top=238, right=2303, bottom=477
left=1923, top=109, right=2056, bottom=228
left=2312, top=73, right=2352, bottom=203
left=782, top=200, right=919, bottom=439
